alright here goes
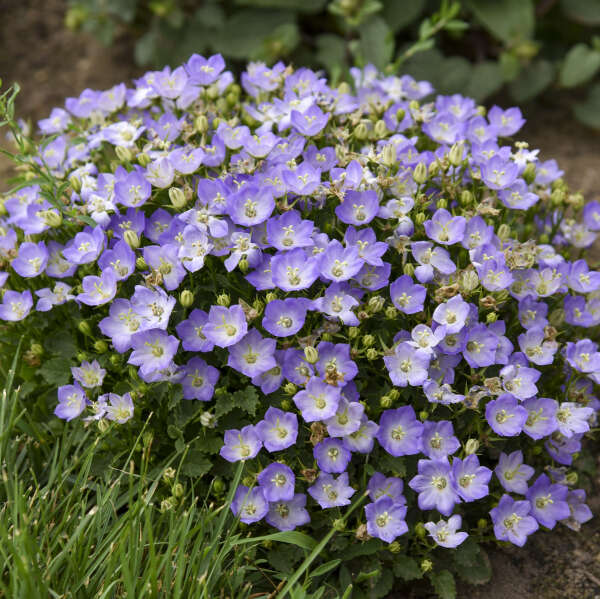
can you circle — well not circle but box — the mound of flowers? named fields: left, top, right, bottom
left=1, top=54, right=599, bottom=584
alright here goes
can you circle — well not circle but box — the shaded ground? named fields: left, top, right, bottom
left=1, top=2, right=600, bottom=598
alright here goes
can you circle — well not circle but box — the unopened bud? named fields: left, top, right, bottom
left=428, top=160, right=440, bottom=177
left=403, top=263, right=415, bottom=277
left=216, top=293, right=230, bottom=307
left=551, top=189, right=565, bottom=206
left=382, top=143, right=397, bottom=168
left=419, top=410, right=429, bottom=421
left=109, top=354, right=122, bottom=367
left=566, top=472, right=578, bottom=485
left=465, top=439, right=480, bottom=455
left=459, top=269, right=479, bottom=294
left=115, top=146, right=132, bottom=162
left=97, top=419, right=109, bottom=433
left=362, top=334, right=375, bottom=348
left=415, top=522, right=427, bottom=538
left=332, top=518, right=346, bottom=532
left=477, top=518, right=488, bottom=530
left=486, top=312, right=498, bottom=324
left=94, top=340, right=108, bottom=353
left=380, top=395, right=393, bottom=408
left=172, top=483, right=184, bottom=498
left=179, top=290, right=194, bottom=307
left=522, top=162, right=536, bottom=184
left=280, top=399, right=292, bottom=411
left=200, top=411, right=217, bottom=428
left=195, top=115, right=209, bottom=134
left=321, top=332, right=333, bottom=341
left=388, top=541, right=402, bottom=553
left=437, top=198, right=448, bottom=210
left=415, top=212, right=426, bottom=225
left=213, top=478, right=225, bottom=494
left=265, top=292, right=278, bottom=303
left=549, top=308, right=564, bottom=327
left=238, top=257, right=249, bottom=273
left=242, top=476, right=255, bottom=487
left=460, top=189, right=473, bottom=206
left=40, top=210, right=62, bottom=227
left=284, top=382, right=298, bottom=395
left=413, top=162, right=427, bottom=185
left=304, top=346, right=319, bottom=364
left=420, top=559, right=433, bottom=573
left=409, top=100, right=420, bottom=113
left=374, top=119, right=388, bottom=138
left=169, top=187, right=187, bottom=209
left=448, top=142, right=464, bottom=166
left=124, top=230, right=140, bottom=249
left=497, top=223, right=511, bottom=240
left=348, top=326, right=359, bottom=339
left=78, top=320, right=92, bottom=336
left=137, top=152, right=151, bottom=167
left=368, top=296, right=385, bottom=313
left=388, top=389, right=399, bottom=401
left=30, top=343, right=43, bottom=357
left=337, top=82, right=351, bottom=96
left=385, top=306, right=398, bottom=319
left=354, top=122, right=368, bottom=140
left=69, top=174, right=82, bottom=193
left=136, top=256, right=148, bottom=270
left=366, top=348, right=378, bottom=361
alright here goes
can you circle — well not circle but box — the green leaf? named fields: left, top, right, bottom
left=342, top=538, right=381, bottom=560
left=372, top=569, right=394, bottom=598
left=453, top=537, right=480, bottom=567
left=357, top=16, right=394, bottom=70
left=310, top=559, right=341, bottom=578
left=559, top=43, right=600, bottom=88
left=214, top=386, right=260, bottom=418
left=464, top=61, right=503, bottom=101
left=509, top=59, right=554, bottom=102
left=429, top=569, right=456, bottom=599
left=464, top=0, right=534, bottom=43
left=234, top=530, right=317, bottom=551
left=454, top=546, right=492, bottom=585
left=392, top=555, right=422, bottom=581
left=180, top=451, right=212, bottom=477
left=43, top=333, right=77, bottom=360
left=560, top=0, right=600, bottom=25
left=38, top=357, right=73, bottom=386
left=574, top=83, right=600, bottom=129
left=381, top=0, right=425, bottom=31
left=235, top=0, right=326, bottom=12
left=315, top=34, right=347, bottom=84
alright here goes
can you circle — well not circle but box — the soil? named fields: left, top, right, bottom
left=1, top=2, right=600, bottom=598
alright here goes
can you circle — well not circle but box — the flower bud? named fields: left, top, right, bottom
left=195, top=115, right=209, bottom=134
left=497, top=223, right=511, bottom=240
left=280, top=399, right=292, bottom=411
left=415, top=522, right=427, bottom=538
left=549, top=308, right=564, bottom=327
left=172, top=483, right=184, bottom=498
left=333, top=518, right=346, bottom=532
left=337, top=81, right=351, bottom=95
left=568, top=192, right=584, bottom=210
left=265, top=292, right=278, bottom=303
left=115, top=146, right=132, bottom=163
left=412, top=161, right=427, bottom=185
left=388, top=541, right=402, bottom=553
left=409, top=100, right=420, bottom=113
left=136, top=256, right=148, bottom=270
left=362, top=334, right=375, bottom=348
left=160, top=498, right=175, bottom=512
left=124, top=230, right=140, bottom=249
left=40, top=210, right=62, bottom=227
left=403, top=263, right=415, bottom=277
left=382, top=143, right=397, bottom=168
left=368, top=296, right=384, bottom=313
left=458, top=269, right=479, bottom=294
left=522, top=162, right=536, bottom=184
left=321, top=332, right=333, bottom=342
left=284, top=382, right=298, bottom=395
left=213, top=478, right=225, bottom=494
left=78, top=320, right=92, bottom=336
left=437, top=198, right=448, bottom=210
left=252, top=298, right=264, bottom=315
left=109, top=354, right=122, bottom=367
left=304, top=346, right=319, bottom=364
left=385, top=306, right=398, bottom=319
left=366, top=348, right=378, bottom=361
left=137, top=152, right=151, bottom=167
left=98, top=419, right=109, bottom=433
left=242, top=476, right=255, bottom=487
left=566, top=472, right=578, bottom=485
left=207, top=84, right=220, bottom=100
left=216, top=293, right=230, bottom=307
left=448, top=142, right=464, bottom=167
left=374, top=119, right=388, bottom=138
left=238, top=257, right=249, bottom=273
left=30, top=343, right=43, bottom=357
left=486, top=312, right=498, bottom=324
left=356, top=523, right=370, bottom=542
left=551, top=189, right=565, bottom=206
left=200, top=411, right=217, bottom=428
left=420, top=559, right=433, bottom=573
left=459, top=189, right=473, bottom=206
left=428, top=160, right=440, bottom=177
left=388, top=389, right=400, bottom=401
left=354, top=122, right=368, bottom=140
left=465, top=439, right=480, bottom=455
left=419, top=410, right=429, bottom=421
left=179, top=290, right=194, bottom=307
left=477, top=518, right=488, bottom=530
left=415, top=212, right=426, bottom=225
left=380, top=395, right=393, bottom=408
left=69, top=174, right=82, bottom=193
left=348, top=326, right=359, bottom=339
left=163, top=467, right=176, bottom=482
left=94, top=340, right=108, bottom=353
left=169, top=187, right=187, bottom=209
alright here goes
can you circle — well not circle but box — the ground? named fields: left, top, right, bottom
left=1, top=1, right=599, bottom=597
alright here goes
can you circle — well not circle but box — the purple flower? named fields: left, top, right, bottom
left=293, top=377, right=341, bottom=422
left=462, top=216, right=493, bottom=250
left=518, top=296, right=548, bottom=329
left=365, top=497, right=408, bottom=543
left=0, top=290, right=33, bottom=321
left=452, top=455, right=492, bottom=501
left=324, top=397, right=364, bottom=437
left=180, top=357, right=219, bottom=401
left=228, top=185, right=275, bottom=227
left=63, top=226, right=105, bottom=265
left=409, top=459, right=460, bottom=516
left=114, top=169, right=151, bottom=207
left=477, top=257, right=514, bottom=291
left=271, top=248, right=320, bottom=291
left=490, top=495, right=539, bottom=546
left=308, top=472, right=355, bottom=508
left=77, top=269, right=118, bottom=306
left=518, top=327, right=558, bottom=366
left=228, top=328, right=277, bottom=378
left=290, top=104, right=329, bottom=136
left=424, top=208, right=466, bottom=245
left=257, top=462, right=295, bottom=502
left=266, top=210, right=314, bottom=250
left=432, top=294, right=470, bottom=334
left=315, top=342, right=358, bottom=387
left=103, top=393, right=135, bottom=423
left=425, top=515, right=468, bottom=548
left=384, top=341, right=430, bottom=387
left=367, top=473, right=405, bottom=503
left=342, top=416, right=379, bottom=453
left=376, top=406, right=423, bottom=456
left=143, top=244, right=186, bottom=291
left=266, top=494, right=310, bottom=531
left=555, top=402, right=594, bottom=437
left=480, top=156, right=519, bottom=190
left=231, top=486, right=268, bottom=524
left=486, top=394, right=528, bottom=437
left=314, top=438, right=352, bottom=473
left=335, top=190, right=379, bottom=226
left=565, top=340, right=600, bottom=373
left=318, top=240, right=363, bottom=282
left=411, top=241, right=456, bottom=282
left=526, top=474, right=570, bottom=529
left=71, top=360, right=106, bottom=388
left=499, top=362, right=540, bottom=400
left=12, top=241, right=48, bottom=277
left=55, top=384, right=88, bottom=421
left=312, top=282, right=360, bottom=326
left=204, top=304, right=248, bottom=348
left=488, top=106, right=525, bottom=136
left=262, top=298, right=309, bottom=337
left=128, top=329, right=179, bottom=378
left=421, top=420, right=460, bottom=459
left=344, top=226, right=388, bottom=266
left=389, top=275, right=426, bottom=314
left=256, top=407, right=298, bottom=452
left=186, top=53, right=225, bottom=85
left=282, top=163, right=321, bottom=196
left=522, top=397, right=558, bottom=440
left=464, top=324, right=498, bottom=368
left=495, top=450, right=535, bottom=494
left=176, top=309, right=214, bottom=352
left=98, top=240, right=135, bottom=281
left=563, top=489, right=593, bottom=531
left=220, top=425, right=262, bottom=462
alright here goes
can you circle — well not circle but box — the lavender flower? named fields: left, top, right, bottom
left=204, top=304, right=248, bottom=348
left=220, top=425, right=262, bottom=462
left=71, top=360, right=106, bottom=388
left=367, top=473, right=405, bottom=503
left=128, top=329, right=179, bottom=378
left=452, top=455, right=492, bottom=501
left=262, top=298, right=309, bottom=337
left=55, top=384, right=88, bottom=421
left=314, top=438, right=352, bottom=473
left=425, top=515, right=468, bottom=548
left=228, top=328, right=277, bottom=378
left=293, top=377, right=341, bottom=422
left=231, top=486, right=268, bottom=524
left=495, top=450, right=535, bottom=494
left=180, top=357, right=219, bottom=401
left=255, top=407, right=298, bottom=452
left=266, top=494, right=310, bottom=531
left=408, top=459, right=460, bottom=516
left=377, top=406, right=423, bottom=456
left=257, top=462, right=295, bottom=502
left=365, top=497, right=408, bottom=543
left=384, top=341, right=430, bottom=387
left=308, top=472, right=355, bottom=508
left=486, top=394, right=528, bottom=437
left=390, top=275, right=427, bottom=314
left=103, top=393, right=135, bottom=423
left=490, top=495, right=539, bottom=546
left=421, top=420, right=460, bottom=459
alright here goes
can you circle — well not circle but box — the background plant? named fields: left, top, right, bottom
left=65, top=0, right=600, bottom=128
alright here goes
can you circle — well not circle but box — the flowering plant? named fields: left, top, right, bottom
left=1, top=55, right=599, bottom=596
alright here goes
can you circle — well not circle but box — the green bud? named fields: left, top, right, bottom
left=213, top=478, right=225, bottom=494
left=200, top=411, right=217, bottom=428
left=396, top=108, right=406, bottom=123
left=413, top=161, right=427, bottom=185
left=459, top=189, right=473, bottom=206
left=522, top=162, right=536, bottom=184
left=388, top=389, right=399, bottom=401
left=195, top=115, right=209, bottom=134
left=380, top=395, right=393, bottom=408
left=486, top=312, right=498, bottom=324
left=39, top=210, right=63, bottom=227
left=304, top=346, right=319, bottom=364
left=420, top=559, right=433, bottom=573
left=477, top=105, right=486, bottom=116
left=179, top=290, right=194, bottom=307
left=566, top=472, right=578, bottom=486
left=337, top=82, right=351, bottom=96
left=284, top=382, right=298, bottom=395
left=539, top=233, right=550, bottom=244
left=348, top=326, right=359, bottom=339
left=30, top=343, right=43, bottom=357
left=409, top=100, right=420, bottom=113
left=252, top=298, right=264, bottom=315
left=437, top=198, right=448, bottom=210
left=215, top=98, right=228, bottom=114
left=137, top=152, right=151, bottom=167
left=69, top=175, right=82, bottom=193
left=265, top=292, right=278, bottom=303
left=569, top=192, right=584, bottom=210
left=242, top=476, right=255, bottom=487
left=216, top=293, right=230, bottom=307
left=94, top=340, right=108, bottom=353
left=465, top=439, right=480, bottom=455
left=477, top=518, right=488, bottom=530
left=403, top=263, right=415, bottom=277
left=136, top=256, right=148, bottom=270
left=549, top=308, right=564, bottom=327
left=98, top=419, right=109, bottom=433
left=124, top=230, right=140, bottom=249
left=415, top=522, right=427, bottom=538
left=368, top=296, right=385, bottom=313
left=332, top=518, right=345, bottom=532
left=374, top=119, right=388, bottom=138
left=448, top=142, right=464, bottom=166
left=388, top=540, right=402, bottom=553
left=382, top=143, right=397, bottom=168
left=78, top=320, right=92, bottom=336
left=115, top=145, right=132, bottom=163
left=238, top=257, right=249, bottom=273
left=354, top=122, right=368, bottom=140
left=169, top=187, right=187, bottom=209
left=419, top=410, right=429, bottom=421
left=109, top=353, right=122, bottom=367
left=459, top=269, right=479, bottom=294
left=385, top=306, right=398, bottom=319
left=280, top=399, right=292, bottom=411
left=172, top=483, right=184, bottom=498
left=207, top=84, right=220, bottom=100
left=415, top=212, right=426, bottom=225
left=226, top=92, right=238, bottom=107
left=497, top=223, right=511, bottom=241
left=366, top=348, right=378, bottom=361
left=551, top=189, right=565, bottom=206
left=428, top=160, right=440, bottom=177
left=321, top=332, right=333, bottom=342
left=362, top=334, right=375, bottom=348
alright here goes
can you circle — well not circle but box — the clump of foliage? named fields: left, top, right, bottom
left=64, top=0, right=600, bottom=128
left=0, top=54, right=599, bottom=598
